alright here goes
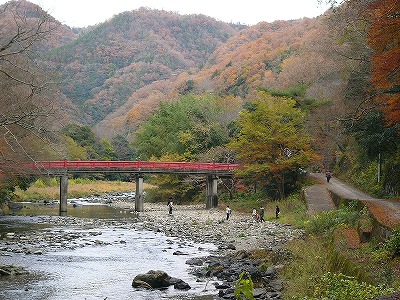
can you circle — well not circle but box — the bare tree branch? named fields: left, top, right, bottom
left=0, top=1, right=62, bottom=175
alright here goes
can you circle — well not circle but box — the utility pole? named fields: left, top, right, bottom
left=377, top=153, right=382, bottom=183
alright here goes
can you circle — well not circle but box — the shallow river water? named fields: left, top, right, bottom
left=0, top=201, right=218, bottom=300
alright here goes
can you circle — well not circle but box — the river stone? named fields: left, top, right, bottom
left=253, top=288, right=267, bottom=297
left=0, top=265, right=28, bottom=276
left=265, top=266, right=276, bottom=277
left=132, top=270, right=171, bottom=289
left=214, top=282, right=231, bottom=289
left=171, top=278, right=191, bottom=290
left=269, top=279, right=283, bottom=291
left=8, top=202, right=23, bottom=210
left=5, top=232, right=15, bottom=238
left=173, top=250, right=188, bottom=255
left=186, top=258, right=203, bottom=266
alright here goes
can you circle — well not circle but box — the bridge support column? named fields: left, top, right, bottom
left=135, top=175, right=144, bottom=212
left=206, top=175, right=218, bottom=209
left=59, top=174, right=68, bottom=216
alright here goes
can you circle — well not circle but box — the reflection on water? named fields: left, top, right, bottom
left=0, top=203, right=217, bottom=300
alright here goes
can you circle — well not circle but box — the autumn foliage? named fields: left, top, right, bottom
left=1, top=0, right=399, bottom=198
left=368, top=0, right=400, bottom=125
left=229, top=92, right=317, bottom=198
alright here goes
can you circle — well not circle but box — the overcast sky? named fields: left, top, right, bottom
left=1, top=0, right=331, bottom=27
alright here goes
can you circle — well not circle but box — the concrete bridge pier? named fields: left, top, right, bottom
left=206, top=175, right=218, bottom=209
left=59, top=174, right=68, bottom=216
left=135, top=175, right=144, bottom=212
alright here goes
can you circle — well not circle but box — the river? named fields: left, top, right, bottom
left=0, top=198, right=218, bottom=300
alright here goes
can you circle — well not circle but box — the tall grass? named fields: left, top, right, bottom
left=280, top=199, right=398, bottom=299
left=14, top=179, right=148, bottom=200
left=282, top=235, right=330, bottom=299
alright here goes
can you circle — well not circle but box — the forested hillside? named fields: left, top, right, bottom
left=45, top=8, right=240, bottom=123
left=0, top=0, right=80, bottom=175
left=95, top=17, right=328, bottom=138
left=0, top=0, right=399, bottom=199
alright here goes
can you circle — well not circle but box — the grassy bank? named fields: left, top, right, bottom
left=15, top=178, right=153, bottom=201
left=222, top=192, right=399, bottom=299
left=221, top=192, right=308, bottom=227
left=279, top=201, right=400, bottom=299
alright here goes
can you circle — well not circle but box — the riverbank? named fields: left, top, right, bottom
left=111, top=201, right=304, bottom=252
left=1, top=200, right=304, bottom=299
left=113, top=201, right=305, bottom=299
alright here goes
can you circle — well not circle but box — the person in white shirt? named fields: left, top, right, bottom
left=226, top=205, right=232, bottom=220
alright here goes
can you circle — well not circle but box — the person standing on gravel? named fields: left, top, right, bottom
left=168, top=198, right=173, bottom=215
left=259, top=206, right=265, bottom=222
left=226, top=205, right=232, bottom=220
left=252, top=208, right=259, bottom=221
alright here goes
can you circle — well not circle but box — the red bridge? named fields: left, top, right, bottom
left=21, top=160, right=239, bottom=215
left=23, top=160, right=238, bottom=176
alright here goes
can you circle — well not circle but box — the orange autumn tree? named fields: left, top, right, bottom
left=368, top=0, right=400, bottom=125
left=229, top=92, right=316, bottom=199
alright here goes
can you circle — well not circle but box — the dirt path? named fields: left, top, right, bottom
left=306, top=173, right=400, bottom=229
left=303, top=184, right=335, bottom=214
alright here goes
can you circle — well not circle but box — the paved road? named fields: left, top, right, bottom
left=306, top=173, right=400, bottom=228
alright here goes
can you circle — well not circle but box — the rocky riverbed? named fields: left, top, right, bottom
left=115, top=201, right=305, bottom=299
left=1, top=200, right=304, bottom=299
left=113, top=202, right=304, bottom=253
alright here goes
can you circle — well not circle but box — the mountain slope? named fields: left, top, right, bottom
left=95, top=17, right=333, bottom=137
left=46, top=8, right=240, bottom=123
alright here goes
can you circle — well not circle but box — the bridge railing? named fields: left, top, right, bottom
left=21, top=160, right=239, bottom=173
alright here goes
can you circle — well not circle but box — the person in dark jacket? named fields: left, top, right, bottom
left=259, top=206, right=265, bottom=222
left=326, top=171, right=332, bottom=183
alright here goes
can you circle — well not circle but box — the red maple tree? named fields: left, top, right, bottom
left=368, top=0, right=400, bottom=125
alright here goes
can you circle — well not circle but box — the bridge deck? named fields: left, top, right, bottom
left=21, top=160, right=238, bottom=176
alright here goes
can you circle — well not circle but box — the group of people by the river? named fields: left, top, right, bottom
left=226, top=205, right=280, bottom=222
left=251, top=205, right=279, bottom=222
left=167, top=198, right=280, bottom=222
left=225, top=204, right=281, bottom=222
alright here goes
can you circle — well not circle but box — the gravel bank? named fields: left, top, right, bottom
left=112, top=201, right=304, bottom=252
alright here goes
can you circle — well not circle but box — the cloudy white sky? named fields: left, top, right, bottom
left=0, top=0, right=331, bottom=27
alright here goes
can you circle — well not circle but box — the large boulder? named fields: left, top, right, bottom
left=133, top=270, right=171, bottom=289
left=132, top=270, right=191, bottom=290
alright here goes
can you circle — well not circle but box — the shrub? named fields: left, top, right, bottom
left=235, top=272, right=255, bottom=300
left=304, top=202, right=362, bottom=234
left=313, top=272, right=395, bottom=300
left=386, top=229, right=400, bottom=257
